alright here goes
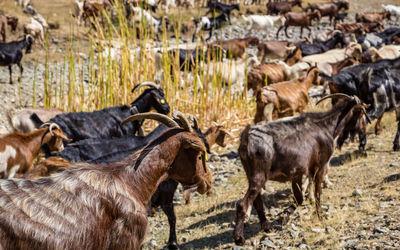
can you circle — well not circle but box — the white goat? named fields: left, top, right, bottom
left=73, top=0, right=84, bottom=26
left=366, top=45, right=400, bottom=61
left=302, top=43, right=362, bottom=65
left=382, top=4, right=400, bottom=20
left=24, top=16, right=46, bottom=45
left=131, top=7, right=168, bottom=35
left=202, top=56, right=260, bottom=90
left=277, top=61, right=310, bottom=80
left=160, top=0, right=176, bottom=12
left=241, top=15, right=285, bottom=32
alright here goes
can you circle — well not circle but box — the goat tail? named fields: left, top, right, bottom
left=30, top=113, right=45, bottom=128
left=6, top=109, right=16, bottom=131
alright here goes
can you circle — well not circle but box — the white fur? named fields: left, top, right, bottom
left=0, top=145, right=17, bottom=177
left=241, top=15, right=285, bottom=31
left=382, top=4, right=400, bottom=20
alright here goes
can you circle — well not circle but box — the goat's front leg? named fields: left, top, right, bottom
left=234, top=175, right=266, bottom=246
left=284, top=26, right=291, bottom=38
left=375, top=114, right=384, bottom=135
left=18, top=62, right=23, bottom=83
left=306, top=26, right=312, bottom=38
left=8, top=65, right=13, bottom=84
left=393, top=108, right=400, bottom=151
left=299, top=26, right=304, bottom=38
left=276, top=25, right=283, bottom=39
left=158, top=180, right=179, bottom=249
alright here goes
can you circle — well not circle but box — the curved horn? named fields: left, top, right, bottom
left=49, top=123, right=61, bottom=136
left=316, top=93, right=352, bottom=105
left=121, top=113, right=179, bottom=128
left=172, top=111, right=193, bottom=132
left=131, top=81, right=159, bottom=93
left=189, top=115, right=199, bottom=130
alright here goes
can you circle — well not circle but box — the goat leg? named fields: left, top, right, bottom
left=276, top=26, right=283, bottom=39
left=314, top=167, right=325, bottom=219
left=374, top=114, right=383, bottom=135
left=393, top=109, right=400, bottom=151
left=285, top=26, right=291, bottom=38
left=8, top=65, right=13, bottom=84
left=253, top=193, right=272, bottom=232
left=234, top=174, right=265, bottom=245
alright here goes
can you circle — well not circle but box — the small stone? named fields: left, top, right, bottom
left=346, top=239, right=359, bottom=246
left=374, top=227, right=389, bottom=234
left=298, top=244, right=309, bottom=249
left=390, top=162, right=399, bottom=167
left=148, top=239, right=157, bottom=248
left=353, top=189, right=363, bottom=196
left=311, top=228, right=325, bottom=233
left=209, top=154, right=220, bottom=162
left=261, top=238, right=276, bottom=248
left=233, top=246, right=245, bottom=250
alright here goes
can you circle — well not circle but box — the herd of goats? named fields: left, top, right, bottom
left=1, top=0, right=400, bottom=249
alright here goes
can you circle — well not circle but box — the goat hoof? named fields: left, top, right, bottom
left=234, top=235, right=246, bottom=246
left=393, top=144, right=400, bottom=151
left=167, top=242, right=179, bottom=250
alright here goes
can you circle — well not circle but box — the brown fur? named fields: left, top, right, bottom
left=254, top=66, right=320, bottom=123
left=211, top=36, right=259, bottom=59
left=257, top=40, right=295, bottom=62
left=0, top=14, right=7, bottom=42
left=277, top=10, right=322, bottom=38
left=6, top=16, right=18, bottom=32
left=0, top=127, right=212, bottom=249
left=247, top=63, right=288, bottom=93
left=328, top=56, right=358, bottom=76
left=267, top=0, right=302, bottom=15
left=307, top=1, right=349, bottom=25
left=356, top=11, right=391, bottom=23
left=0, top=126, right=70, bottom=178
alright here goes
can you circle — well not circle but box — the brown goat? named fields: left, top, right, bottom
left=328, top=56, right=358, bottom=76
left=0, top=112, right=212, bottom=249
left=355, top=11, right=391, bottom=23
left=6, top=16, right=18, bottom=32
left=254, top=66, right=320, bottom=123
left=257, top=40, right=296, bottom=62
left=284, top=46, right=302, bottom=66
left=247, top=63, right=288, bottom=93
left=267, top=0, right=302, bottom=15
left=0, top=14, right=7, bottom=42
left=234, top=94, right=371, bottom=245
left=0, top=124, right=71, bottom=179
left=277, top=10, right=321, bottom=38
left=211, top=36, right=259, bottom=59
left=20, top=156, right=71, bottom=180
left=307, top=1, right=349, bottom=25
left=82, top=0, right=112, bottom=24
left=335, top=22, right=384, bottom=34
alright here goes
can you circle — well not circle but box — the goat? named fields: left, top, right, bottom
left=299, top=31, right=346, bottom=56
left=335, top=22, right=383, bottom=34
left=247, top=60, right=310, bottom=93
left=23, top=15, right=47, bottom=45
left=357, top=32, right=383, bottom=50
left=306, top=1, right=349, bottom=25
left=0, top=123, right=70, bottom=179
left=206, top=0, right=240, bottom=24
left=234, top=94, right=371, bottom=245
left=22, top=156, right=70, bottom=180
left=40, top=112, right=216, bottom=249
left=30, top=82, right=170, bottom=143
left=360, top=45, right=400, bottom=63
left=210, top=36, right=259, bottom=59
left=257, top=40, right=296, bottom=62
left=82, top=0, right=112, bottom=24
left=276, top=10, right=321, bottom=39
left=320, top=57, right=400, bottom=150
left=176, top=0, right=195, bottom=9
left=266, top=0, right=302, bottom=15
left=192, top=13, right=228, bottom=42
left=376, top=27, right=400, bottom=45
left=382, top=4, right=400, bottom=21
left=0, top=35, right=33, bottom=84
left=0, top=15, right=7, bottom=42
left=129, top=7, right=169, bottom=36
left=6, top=16, right=18, bottom=32
left=318, top=56, right=359, bottom=77
left=355, top=11, right=391, bottom=23
left=241, top=15, right=285, bottom=33
left=254, top=66, right=320, bottom=123
left=0, top=112, right=212, bottom=249
left=7, top=108, right=64, bottom=133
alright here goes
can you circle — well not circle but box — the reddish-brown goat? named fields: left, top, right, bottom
left=257, top=40, right=296, bottom=62
left=355, top=11, right=391, bottom=23
left=6, top=16, right=18, bottom=32
left=0, top=15, right=7, bottom=42
left=0, top=124, right=71, bottom=179
left=247, top=62, right=288, bottom=93
left=0, top=112, right=212, bottom=249
left=277, top=10, right=321, bottom=38
left=210, top=36, right=259, bottom=59
left=254, top=66, right=320, bottom=123
left=267, top=0, right=302, bottom=15
left=82, top=0, right=112, bottom=24
left=307, top=1, right=349, bottom=25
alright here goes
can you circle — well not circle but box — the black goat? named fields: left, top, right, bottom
left=0, top=35, right=33, bottom=84
left=376, top=27, right=400, bottom=45
left=192, top=13, right=228, bottom=42
left=299, top=31, right=346, bottom=56
left=30, top=82, right=170, bottom=143
left=234, top=94, right=370, bottom=245
left=206, top=0, right=240, bottom=24
left=321, top=57, right=400, bottom=150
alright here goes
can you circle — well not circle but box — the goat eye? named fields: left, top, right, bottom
left=160, top=99, right=165, bottom=104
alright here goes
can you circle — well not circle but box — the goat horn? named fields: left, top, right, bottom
left=49, top=123, right=60, bottom=136
left=172, top=111, right=193, bottom=133
left=131, top=81, right=159, bottom=93
left=189, top=115, right=199, bottom=131
left=121, top=113, right=179, bottom=128
left=316, top=93, right=352, bottom=105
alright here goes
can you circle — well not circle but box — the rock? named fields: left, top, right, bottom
left=233, top=246, right=245, bottom=250
left=52, top=39, right=60, bottom=44
left=148, top=239, right=157, bottom=248
left=389, top=162, right=399, bottom=167
left=346, top=239, right=359, bottom=246
left=209, top=154, right=220, bottom=162
left=298, top=244, right=309, bottom=249
left=374, top=227, right=389, bottom=234
left=261, top=238, right=276, bottom=248
left=290, top=230, right=298, bottom=238
left=311, top=228, right=325, bottom=233
left=353, top=189, right=363, bottom=196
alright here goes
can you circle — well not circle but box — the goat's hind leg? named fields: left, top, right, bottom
left=8, top=65, right=13, bottom=84
left=393, top=109, right=400, bottom=151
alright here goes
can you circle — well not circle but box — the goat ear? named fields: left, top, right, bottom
left=181, top=136, right=206, bottom=154
left=53, top=130, right=72, bottom=142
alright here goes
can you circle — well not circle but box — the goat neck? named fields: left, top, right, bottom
left=20, top=128, right=54, bottom=159
left=302, top=67, right=319, bottom=89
